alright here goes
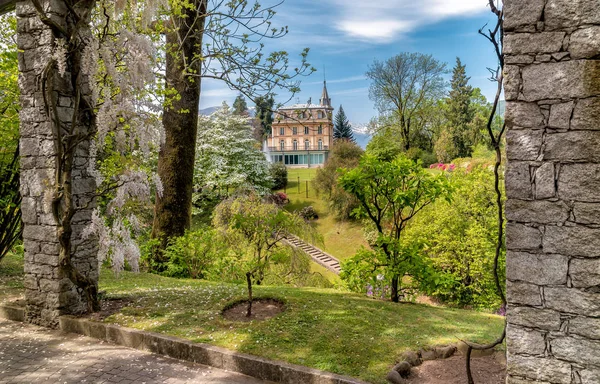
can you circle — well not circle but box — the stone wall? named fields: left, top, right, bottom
left=504, top=0, right=600, bottom=383
left=17, top=0, right=98, bottom=328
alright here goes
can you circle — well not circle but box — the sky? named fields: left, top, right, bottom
left=199, top=0, right=502, bottom=127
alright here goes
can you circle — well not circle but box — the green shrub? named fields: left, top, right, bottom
left=162, top=228, right=226, bottom=279
left=404, top=165, right=505, bottom=309
left=270, top=162, right=288, bottom=190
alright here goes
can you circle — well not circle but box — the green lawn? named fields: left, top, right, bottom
left=0, top=246, right=24, bottom=304
left=98, top=270, right=504, bottom=384
left=281, top=167, right=370, bottom=263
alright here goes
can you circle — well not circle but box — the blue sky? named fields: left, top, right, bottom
left=199, top=0, right=502, bottom=126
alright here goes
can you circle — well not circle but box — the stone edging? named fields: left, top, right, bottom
left=0, top=304, right=369, bottom=384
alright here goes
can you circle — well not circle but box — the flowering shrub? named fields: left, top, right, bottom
left=429, top=163, right=456, bottom=171
left=265, top=192, right=289, bottom=206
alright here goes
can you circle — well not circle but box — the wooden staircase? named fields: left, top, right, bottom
left=285, top=236, right=342, bottom=275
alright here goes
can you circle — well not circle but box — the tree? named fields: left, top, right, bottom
left=152, top=0, right=313, bottom=257
left=314, top=140, right=363, bottom=219
left=194, top=103, right=272, bottom=196
left=333, top=105, right=354, bottom=142
left=339, top=155, right=452, bottom=302
left=445, top=57, right=474, bottom=158
left=366, top=53, right=447, bottom=152
left=254, top=95, right=275, bottom=140
left=0, top=14, right=21, bottom=263
left=232, top=94, right=249, bottom=116
left=213, top=194, right=314, bottom=317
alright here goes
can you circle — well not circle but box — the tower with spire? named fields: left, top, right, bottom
left=320, top=80, right=332, bottom=108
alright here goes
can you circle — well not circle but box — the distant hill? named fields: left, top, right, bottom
left=353, top=131, right=371, bottom=149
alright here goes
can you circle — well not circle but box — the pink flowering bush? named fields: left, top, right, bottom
left=429, top=163, right=456, bottom=172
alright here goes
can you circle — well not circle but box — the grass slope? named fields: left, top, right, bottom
left=99, top=269, right=504, bottom=384
left=282, top=168, right=369, bottom=263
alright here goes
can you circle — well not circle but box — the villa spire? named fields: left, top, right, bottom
left=320, top=80, right=331, bottom=107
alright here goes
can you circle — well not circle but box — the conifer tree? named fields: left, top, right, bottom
left=445, top=57, right=474, bottom=158
left=333, top=105, right=355, bottom=142
left=255, top=95, right=275, bottom=138
left=233, top=94, right=249, bottom=116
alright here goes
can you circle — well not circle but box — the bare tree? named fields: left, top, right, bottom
left=366, top=53, right=447, bottom=152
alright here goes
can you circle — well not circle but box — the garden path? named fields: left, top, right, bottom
left=0, top=319, right=268, bottom=384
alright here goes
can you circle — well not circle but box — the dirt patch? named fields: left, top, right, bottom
left=222, top=299, right=284, bottom=322
left=406, top=354, right=506, bottom=384
left=87, top=298, right=132, bottom=321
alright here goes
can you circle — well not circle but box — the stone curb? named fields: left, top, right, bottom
left=0, top=304, right=369, bottom=384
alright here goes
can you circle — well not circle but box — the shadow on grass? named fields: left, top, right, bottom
left=100, top=272, right=504, bottom=384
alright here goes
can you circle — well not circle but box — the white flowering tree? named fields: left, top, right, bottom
left=194, top=103, right=272, bottom=201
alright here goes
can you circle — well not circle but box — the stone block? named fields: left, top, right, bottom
left=545, top=131, right=600, bottom=162
left=34, top=253, right=59, bottom=267
left=20, top=196, right=37, bottom=225
left=550, top=337, right=600, bottom=366
left=534, top=163, right=556, bottom=199
left=505, top=55, right=535, bottom=65
left=545, top=287, right=600, bottom=317
left=506, top=324, right=546, bottom=355
left=569, top=316, right=600, bottom=340
left=558, top=164, right=600, bottom=202
left=544, top=226, right=600, bottom=257
left=504, top=32, right=565, bottom=55
left=579, top=368, right=600, bottom=383
left=504, top=65, right=521, bottom=101
left=506, top=354, right=572, bottom=384
left=506, top=129, right=543, bottom=161
left=23, top=225, right=57, bottom=243
left=507, top=223, right=542, bottom=251
left=507, top=281, right=542, bottom=306
left=548, top=101, right=573, bottom=129
left=506, top=161, right=533, bottom=199
left=570, top=26, right=600, bottom=59
left=573, top=203, right=600, bottom=224
left=505, top=102, right=545, bottom=129
left=569, top=258, right=600, bottom=288
left=545, top=0, right=600, bottom=30
left=508, top=306, right=561, bottom=331
left=507, top=251, right=568, bottom=285
left=506, top=199, right=570, bottom=224
left=503, top=0, right=546, bottom=31
left=521, top=61, right=600, bottom=101
left=572, top=97, right=600, bottom=130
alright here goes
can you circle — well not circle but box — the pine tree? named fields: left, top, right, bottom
left=233, top=94, right=249, bottom=116
left=333, top=105, right=355, bottom=142
left=445, top=57, right=474, bottom=158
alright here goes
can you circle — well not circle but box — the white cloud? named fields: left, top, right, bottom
left=328, top=0, right=489, bottom=43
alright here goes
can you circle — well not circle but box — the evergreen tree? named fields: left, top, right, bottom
left=445, top=57, right=474, bottom=158
left=255, top=95, right=275, bottom=138
left=233, top=94, right=249, bottom=115
left=333, top=105, right=355, bottom=142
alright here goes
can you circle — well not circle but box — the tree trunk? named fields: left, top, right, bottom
left=246, top=272, right=253, bottom=317
left=152, top=0, right=206, bottom=265
left=391, top=275, right=400, bottom=302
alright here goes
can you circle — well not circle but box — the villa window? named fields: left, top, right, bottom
left=280, top=140, right=285, bottom=151
left=318, top=139, right=323, bottom=150
left=293, top=140, right=298, bottom=150
left=318, top=125, right=323, bottom=134
left=304, top=126, right=309, bottom=135
left=292, top=127, right=298, bottom=135
left=279, top=127, right=285, bottom=136
left=318, top=111, right=324, bottom=119
left=304, top=139, right=310, bottom=150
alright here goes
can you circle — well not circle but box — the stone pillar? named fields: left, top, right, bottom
left=504, top=1, right=600, bottom=383
left=17, top=0, right=98, bottom=328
